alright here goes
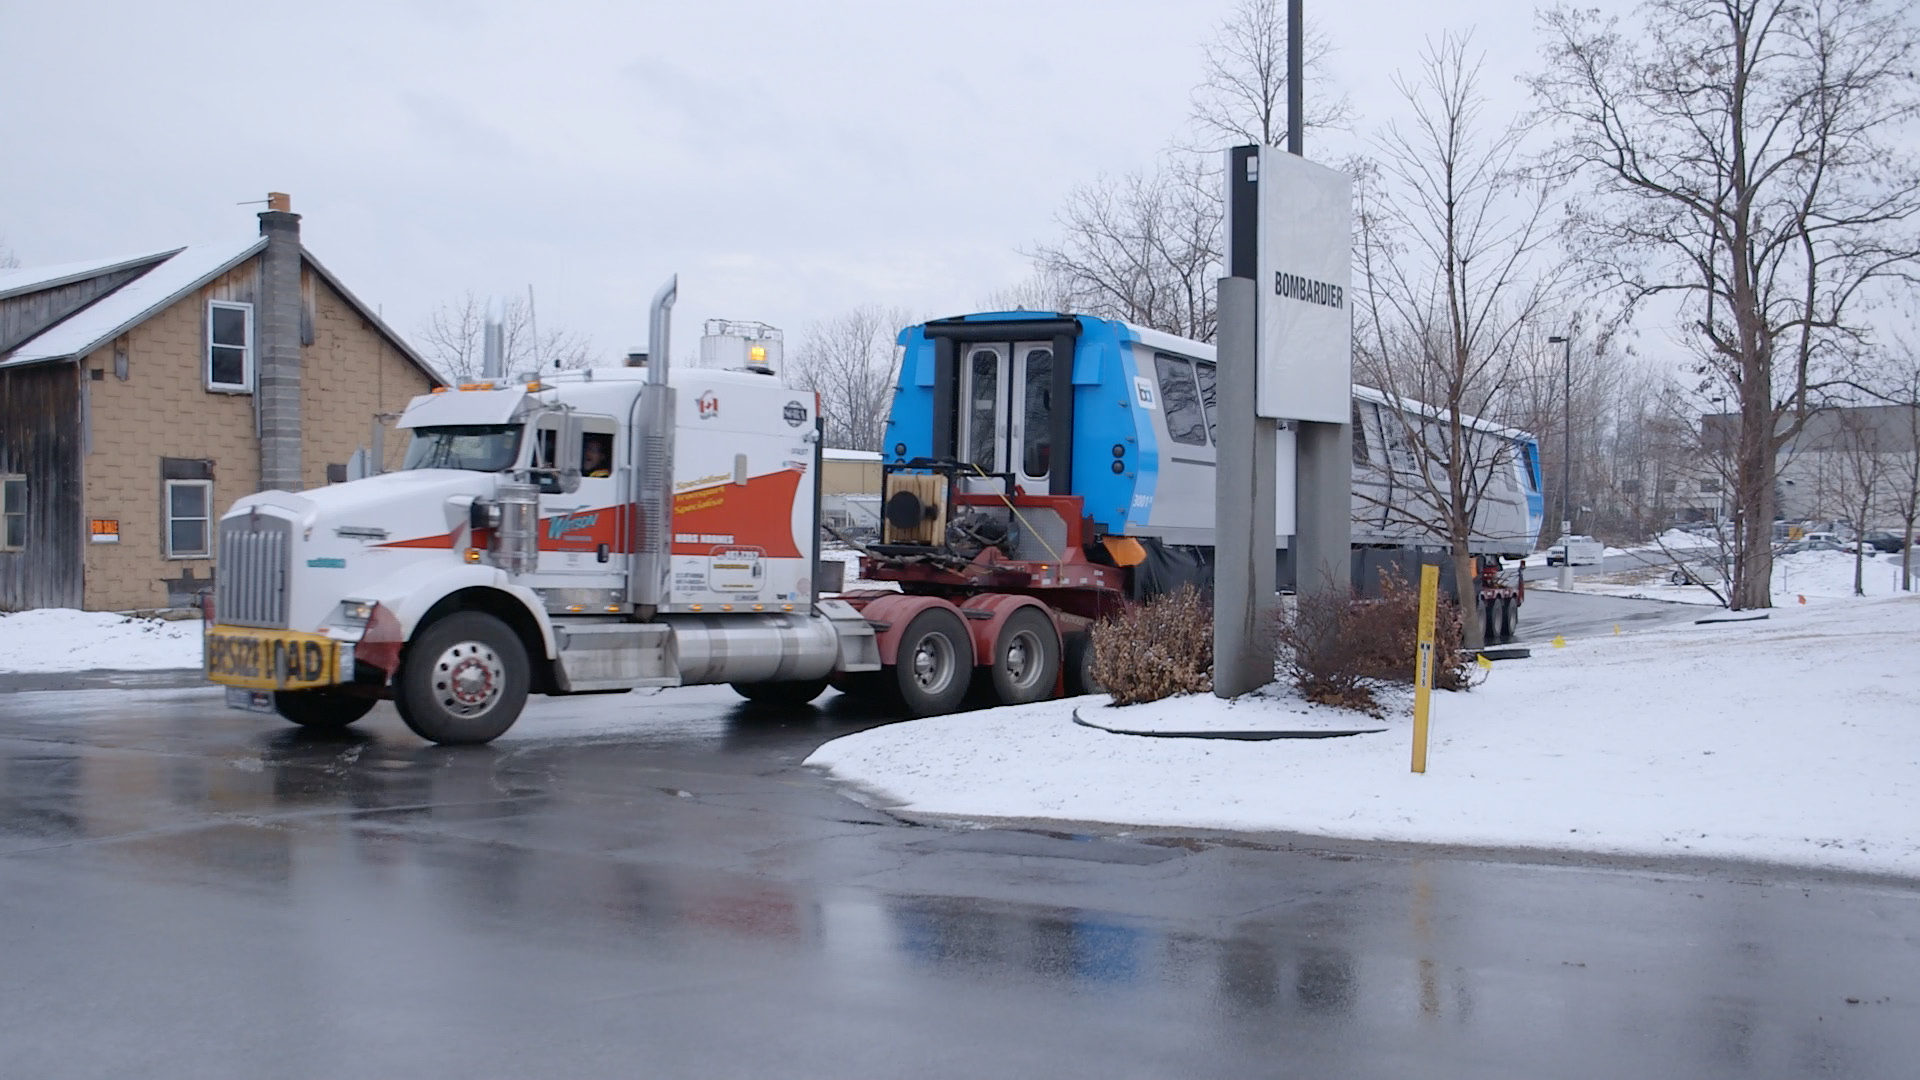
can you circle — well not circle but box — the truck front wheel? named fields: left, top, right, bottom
left=890, top=608, right=972, bottom=717
left=273, top=689, right=377, bottom=730
left=394, top=611, right=530, bottom=745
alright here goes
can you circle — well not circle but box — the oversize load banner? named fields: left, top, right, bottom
left=1253, top=149, right=1352, bottom=423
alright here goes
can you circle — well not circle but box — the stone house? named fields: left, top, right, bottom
left=0, top=196, right=441, bottom=612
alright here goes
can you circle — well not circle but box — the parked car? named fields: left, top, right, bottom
left=1863, top=531, right=1908, bottom=553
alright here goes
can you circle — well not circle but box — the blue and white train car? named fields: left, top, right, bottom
left=878, top=312, right=1542, bottom=578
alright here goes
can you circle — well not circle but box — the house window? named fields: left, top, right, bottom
left=1699, top=477, right=1722, bottom=493
left=207, top=301, right=253, bottom=391
left=1, top=475, right=25, bottom=551
left=165, top=480, right=212, bottom=557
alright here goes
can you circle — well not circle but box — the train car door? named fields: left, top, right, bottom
left=958, top=343, right=1006, bottom=480
left=1009, top=343, right=1054, bottom=492
left=956, top=341, right=1054, bottom=493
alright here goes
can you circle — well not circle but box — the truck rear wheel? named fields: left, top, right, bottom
left=1063, top=631, right=1103, bottom=696
left=730, top=678, right=830, bottom=705
left=394, top=611, right=530, bottom=745
left=989, top=608, right=1059, bottom=705
left=1499, top=597, right=1517, bottom=643
left=273, top=689, right=376, bottom=730
left=890, top=608, right=972, bottom=717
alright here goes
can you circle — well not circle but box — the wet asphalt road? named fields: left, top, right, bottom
left=4, top=671, right=1919, bottom=1077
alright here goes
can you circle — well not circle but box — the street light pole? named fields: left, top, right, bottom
left=1548, top=335, right=1574, bottom=591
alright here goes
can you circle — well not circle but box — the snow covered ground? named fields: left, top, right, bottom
left=809, top=593, right=1920, bottom=878
left=0, top=609, right=202, bottom=672
left=1534, top=548, right=1916, bottom=606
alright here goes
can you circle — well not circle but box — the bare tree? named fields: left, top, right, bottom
left=1808, top=409, right=1892, bottom=593
left=977, top=266, right=1081, bottom=315
left=1188, top=0, right=1354, bottom=149
left=417, top=291, right=595, bottom=383
left=1532, top=0, right=1920, bottom=609
left=788, top=306, right=913, bottom=451
left=1024, top=1, right=1354, bottom=340
left=1353, top=33, right=1564, bottom=648
left=1853, top=342, right=1920, bottom=588
left=0, top=237, right=19, bottom=270
left=1027, top=157, right=1222, bottom=341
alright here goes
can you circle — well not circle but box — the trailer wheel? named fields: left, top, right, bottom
left=730, top=678, right=830, bottom=705
left=989, top=608, right=1060, bottom=705
left=890, top=608, right=972, bottom=717
left=1063, top=632, right=1103, bottom=696
left=1497, top=597, right=1516, bottom=643
left=394, top=611, right=530, bottom=745
left=1481, top=599, right=1498, bottom=646
left=273, top=689, right=376, bottom=730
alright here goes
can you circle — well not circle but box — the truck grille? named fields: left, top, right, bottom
left=216, top=518, right=292, bottom=628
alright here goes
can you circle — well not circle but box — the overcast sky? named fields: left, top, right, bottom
left=0, top=0, right=1561, bottom=366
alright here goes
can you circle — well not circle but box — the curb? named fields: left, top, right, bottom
left=1071, top=706, right=1385, bottom=741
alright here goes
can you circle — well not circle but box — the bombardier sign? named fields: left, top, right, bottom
left=1253, top=150, right=1352, bottom=422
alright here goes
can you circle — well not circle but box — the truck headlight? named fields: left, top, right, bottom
left=339, top=600, right=375, bottom=624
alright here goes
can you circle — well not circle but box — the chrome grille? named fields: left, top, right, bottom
left=217, top=518, right=291, bottom=628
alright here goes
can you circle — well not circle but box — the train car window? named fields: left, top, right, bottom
left=1155, top=353, right=1206, bottom=446
left=967, top=348, right=999, bottom=470
left=1351, top=400, right=1370, bottom=464
left=1378, top=405, right=1416, bottom=469
left=1022, top=349, right=1053, bottom=477
left=1194, top=360, right=1218, bottom=445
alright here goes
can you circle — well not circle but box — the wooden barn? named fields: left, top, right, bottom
left=0, top=195, right=441, bottom=612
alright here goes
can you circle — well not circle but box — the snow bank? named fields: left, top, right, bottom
left=0, top=609, right=203, bottom=672
left=808, top=594, right=1920, bottom=877
left=1655, top=528, right=1719, bottom=550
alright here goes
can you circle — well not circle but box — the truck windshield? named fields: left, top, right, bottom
left=402, top=424, right=523, bottom=472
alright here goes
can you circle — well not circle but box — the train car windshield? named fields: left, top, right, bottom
left=402, top=424, right=524, bottom=472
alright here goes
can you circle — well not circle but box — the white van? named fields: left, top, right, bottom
left=1546, top=535, right=1604, bottom=566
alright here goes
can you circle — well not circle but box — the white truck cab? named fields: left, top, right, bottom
left=203, top=282, right=881, bottom=743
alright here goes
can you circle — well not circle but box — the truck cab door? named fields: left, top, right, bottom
left=526, top=412, right=626, bottom=589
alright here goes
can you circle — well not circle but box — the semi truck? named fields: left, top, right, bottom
left=202, top=291, right=1540, bottom=744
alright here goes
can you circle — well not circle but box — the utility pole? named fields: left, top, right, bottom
left=1549, top=334, right=1573, bottom=590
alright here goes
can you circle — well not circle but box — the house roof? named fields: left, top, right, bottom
left=1, top=239, right=265, bottom=368
left=0, top=248, right=179, bottom=301
left=0, top=238, right=443, bottom=386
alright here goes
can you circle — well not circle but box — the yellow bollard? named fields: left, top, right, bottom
left=1412, top=565, right=1439, bottom=774
left=1613, top=624, right=1621, bottom=635
left=1552, top=635, right=1567, bottom=648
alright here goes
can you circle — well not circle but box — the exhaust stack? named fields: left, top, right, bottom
left=629, top=275, right=679, bottom=613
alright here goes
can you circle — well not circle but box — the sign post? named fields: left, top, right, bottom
left=1411, top=563, right=1439, bottom=774
left=1215, top=146, right=1353, bottom=698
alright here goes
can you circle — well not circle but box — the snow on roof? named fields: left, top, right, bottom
left=1, top=238, right=265, bottom=368
left=823, top=448, right=882, bottom=462
left=0, top=248, right=178, bottom=301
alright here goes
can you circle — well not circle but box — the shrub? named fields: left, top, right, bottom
left=1090, top=585, right=1212, bottom=705
left=1274, top=569, right=1476, bottom=716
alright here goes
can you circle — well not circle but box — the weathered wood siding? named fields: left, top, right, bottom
left=0, top=363, right=84, bottom=611
left=0, top=264, right=159, bottom=355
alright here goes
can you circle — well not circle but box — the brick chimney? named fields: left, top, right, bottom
left=256, top=192, right=302, bottom=491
